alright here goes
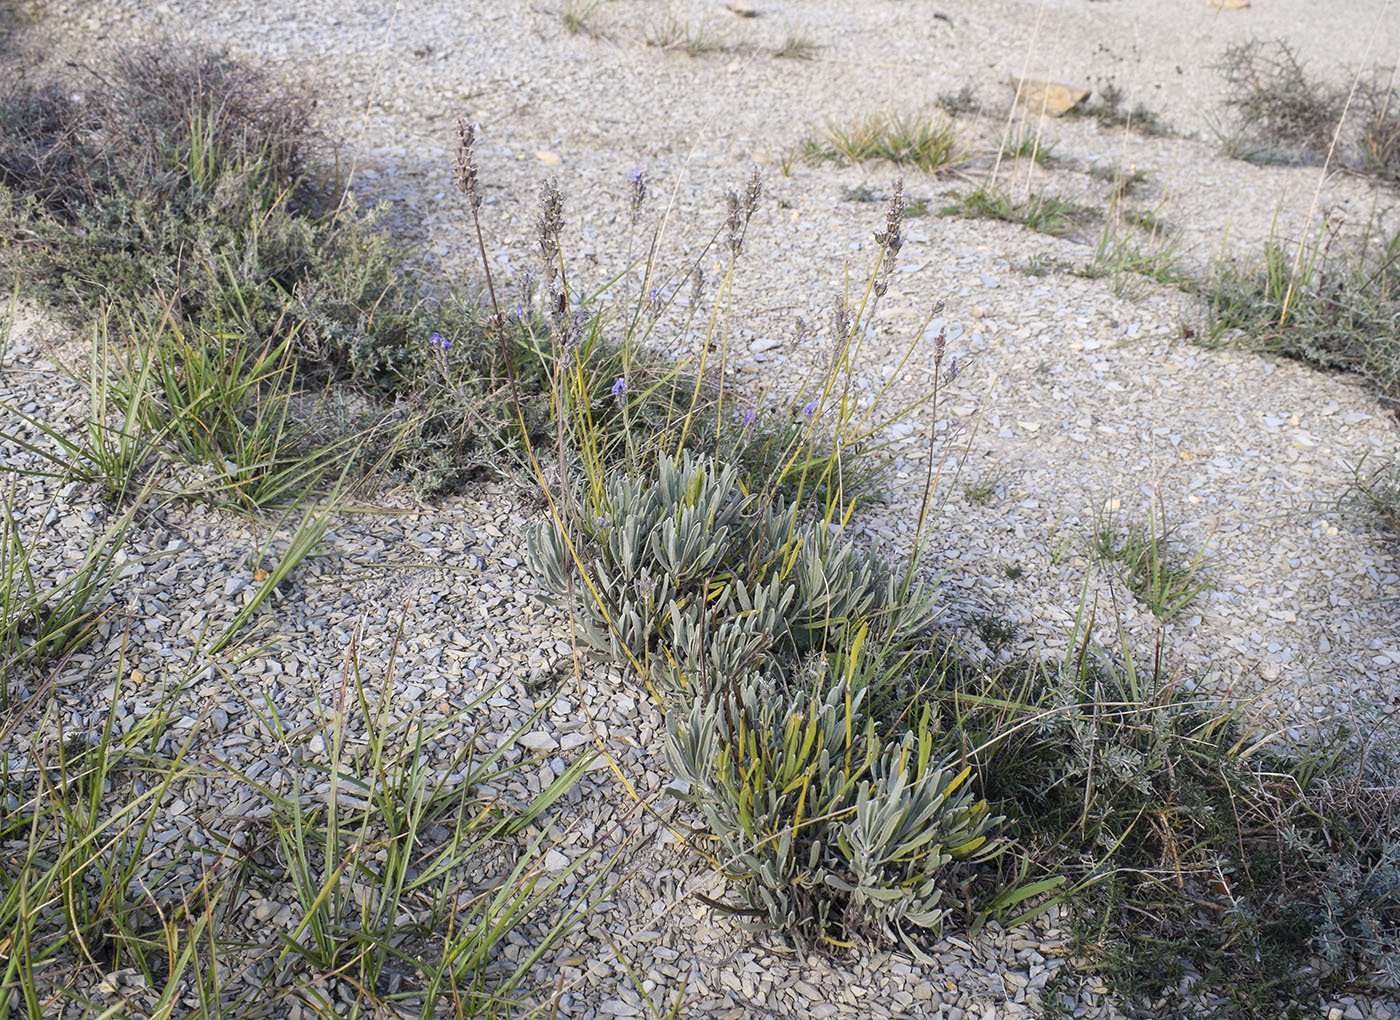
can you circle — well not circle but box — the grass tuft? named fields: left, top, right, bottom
left=1203, top=219, right=1400, bottom=412
left=645, top=15, right=730, bottom=56
left=940, top=186, right=1100, bottom=238
left=802, top=112, right=969, bottom=173
left=773, top=25, right=821, bottom=60
left=1092, top=498, right=1210, bottom=620
left=555, top=0, right=607, bottom=38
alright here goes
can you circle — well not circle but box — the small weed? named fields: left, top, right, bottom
left=802, top=111, right=969, bottom=173
left=645, top=15, right=730, bottom=56
left=1092, top=499, right=1210, bottom=620
left=1069, top=80, right=1175, bottom=137
left=0, top=481, right=149, bottom=704
left=1002, top=126, right=1058, bottom=166
left=1023, top=253, right=1074, bottom=277
left=1003, top=563, right=1024, bottom=580
left=1049, top=523, right=1076, bottom=566
left=973, top=612, right=1021, bottom=652
left=555, top=0, right=607, bottom=38
left=1085, top=232, right=1188, bottom=295
left=941, top=187, right=1099, bottom=239
left=1088, top=161, right=1150, bottom=201
left=937, top=85, right=981, bottom=117
left=963, top=463, right=1014, bottom=506
left=209, top=489, right=344, bottom=654
left=1203, top=218, right=1400, bottom=410
left=1345, top=456, right=1400, bottom=540
left=1122, top=206, right=1168, bottom=235
left=840, top=183, right=880, bottom=203
left=773, top=25, right=821, bottom=60
left=905, top=196, right=931, bottom=217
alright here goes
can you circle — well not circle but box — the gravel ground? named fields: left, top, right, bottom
left=4, top=0, right=1400, bottom=1016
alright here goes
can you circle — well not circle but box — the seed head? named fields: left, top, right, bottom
left=831, top=298, right=853, bottom=343
left=873, top=178, right=905, bottom=298
left=628, top=167, right=648, bottom=224
left=725, top=189, right=743, bottom=255
left=725, top=166, right=763, bottom=257
left=453, top=120, right=482, bottom=212
left=537, top=177, right=565, bottom=283
left=744, top=165, right=762, bottom=220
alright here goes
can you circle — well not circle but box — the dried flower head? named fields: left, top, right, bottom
left=724, top=165, right=763, bottom=257
left=628, top=167, right=648, bottom=224
left=689, top=265, right=705, bottom=309
left=831, top=298, right=853, bottom=344
left=744, top=165, right=762, bottom=220
left=453, top=120, right=482, bottom=211
left=874, top=178, right=905, bottom=297
left=537, top=177, right=565, bottom=284
left=930, top=300, right=948, bottom=366
left=725, top=189, right=743, bottom=255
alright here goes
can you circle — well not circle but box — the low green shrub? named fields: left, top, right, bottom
left=0, top=47, right=516, bottom=499
left=527, top=449, right=1006, bottom=953
left=934, top=630, right=1400, bottom=1016
left=1215, top=37, right=1400, bottom=181
left=667, top=676, right=1000, bottom=954
left=1068, top=80, right=1175, bottom=137
left=526, top=450, right=938, bottom=700
left=1204, top=222, right=1400, bottom=411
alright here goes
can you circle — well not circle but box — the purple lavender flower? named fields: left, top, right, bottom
left=803, top=399, right=819, bottom=416
left=743, top=408, right=756, bottom=425
left=611, top=376, right=627, bottom=398
left=429, top=331, right=453, bottom=352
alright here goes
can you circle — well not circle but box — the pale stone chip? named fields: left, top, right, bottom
left=1012, top=78, right=1090, bottom=116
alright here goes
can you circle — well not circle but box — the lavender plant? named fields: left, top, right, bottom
left=525, top=450, right=941, bottom=700
left=666, top=673, right=1001, bottom=954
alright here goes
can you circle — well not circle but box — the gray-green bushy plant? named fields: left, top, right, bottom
left=526, top=450, right=939, bottom=699
left=527, top=449, right=1003, bottom=954
left=665, top=673, right=1000, bottom=954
